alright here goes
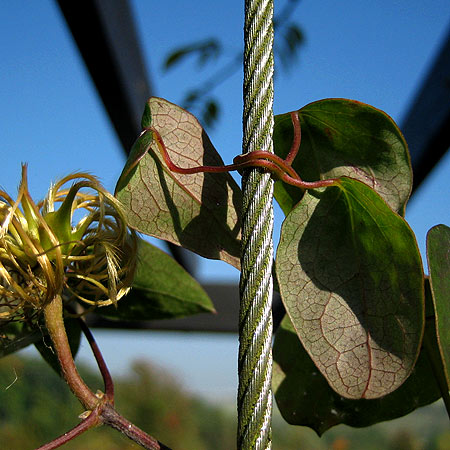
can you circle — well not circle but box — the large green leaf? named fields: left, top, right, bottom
left=273, top=99, right=412, bottom=215
left=427, top=224, right=450, bottom=387
left=116, top=97, right=242, bottom=269
left=275, top=177, right=424, bottom=399
left=273, top=314, right=441, bottom=435
left=97, top=239, right=215, bottom=321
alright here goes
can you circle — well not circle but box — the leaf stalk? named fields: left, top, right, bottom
left=41, top=295, right=171, bottom=449
left=150, top=111, right=337, bottom=190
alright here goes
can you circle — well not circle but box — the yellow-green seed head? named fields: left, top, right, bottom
left=0, top=166, right=137, bottom=321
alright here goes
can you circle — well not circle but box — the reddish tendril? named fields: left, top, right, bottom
left=285, top=111, right=301, bottom=165
left=147, top=112, right=337, bottom=190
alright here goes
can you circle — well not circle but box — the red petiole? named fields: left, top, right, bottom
left=284, top=111, right=301, bottom=165
left=144, top=112, right=337, bottom=191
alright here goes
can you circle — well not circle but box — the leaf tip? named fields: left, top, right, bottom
left=141, top=100, right=152, bottom=129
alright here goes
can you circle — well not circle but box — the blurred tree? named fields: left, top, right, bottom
left=1, top=354, right=448, bottom=449
left=0, top=355, right=235, bottom=450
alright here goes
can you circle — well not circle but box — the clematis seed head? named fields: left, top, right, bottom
left=0, top=165, right=137, bottom=322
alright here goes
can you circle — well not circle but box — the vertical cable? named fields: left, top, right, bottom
left=238, top=0, right=274, bottom=448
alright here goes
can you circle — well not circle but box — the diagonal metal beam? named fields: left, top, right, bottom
left=401, top=27, right=450, bottom=192
left=56, top=0, right=152, bottom=153
left=56, top=0, right=197, bottom=275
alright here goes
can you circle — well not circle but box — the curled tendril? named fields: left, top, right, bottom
left=0, top=165, right=137, bottom=322
left=125, top=111, right=337, bottom=191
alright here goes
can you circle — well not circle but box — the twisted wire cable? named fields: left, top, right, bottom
left=238, top=0, right=274, bottom=449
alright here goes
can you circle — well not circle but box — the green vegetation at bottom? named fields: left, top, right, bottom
left=0, top=355, right=448, bottom=449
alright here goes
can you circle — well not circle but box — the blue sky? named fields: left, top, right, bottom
left=2, top=1, right=450, bottom=403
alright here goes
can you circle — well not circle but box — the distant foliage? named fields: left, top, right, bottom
left=1, top=355, right=448, bottom=450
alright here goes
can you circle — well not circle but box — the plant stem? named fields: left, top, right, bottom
left=101, top=403, right=172, bottom=450
left=78, top=315, right=114, bottom=398
left=43, top=295, right=98, bottom=410
left=35, top=409, right=100, bottom=450
left=42, top=296, right=172, bottom=449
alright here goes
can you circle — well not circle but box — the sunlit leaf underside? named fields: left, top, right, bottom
left=276, top=177, right=424, bottom=399
left=116, top=97, right=242, bottom=269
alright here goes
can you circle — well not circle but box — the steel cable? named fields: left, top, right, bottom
left=238, top=0, right=274, bottom=448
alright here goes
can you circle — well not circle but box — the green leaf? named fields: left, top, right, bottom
left=273, top=314, right=441, bottom=435
left=0, top=321, right=42, bottom=357
left=275, top=177, right=424, bottom=399
left=97, top=239, right=215, bottom=321
left=34, top=317, right=82, bottom=376
left=116, top=97, right=242, bottom=269
left=427, top=224, right=450, bottom=387
left=273, top=99, right=412, bottom=215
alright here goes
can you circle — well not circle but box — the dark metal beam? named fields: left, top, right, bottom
left=56, top=0, right=197, bottom=275
left=85, top=284, right=285, bottom=333
left=56, top=0, right=152, bottom=153
left=86, top=284, right=240, bottom=333
left=401, top=27, right=450, bottom=192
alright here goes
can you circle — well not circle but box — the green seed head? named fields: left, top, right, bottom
left=0, top=166, right=137, bottom=321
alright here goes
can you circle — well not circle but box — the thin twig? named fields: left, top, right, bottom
left=102, top=403, right=172, bottom=450
left=35, top=408, right=100, bottom=450
left=43, top=298, right=172, bottom=449
left=77, top=316, right=114, bottom=399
